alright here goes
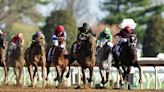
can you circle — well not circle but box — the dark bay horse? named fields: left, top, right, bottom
left=46, top=37, right=69, bottom=85
left=66, top=33, right=97, bottom=88
left=112, top=34, right=142, bottom=89
left=0, top=34, right=8, bottom=84
left=6, top=40, right=25, bottom=85
left=25, top=40, right=46, bottom=87
left=96, top=42, right=113, bottom=87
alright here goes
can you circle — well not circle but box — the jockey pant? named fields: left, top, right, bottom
left=113, top=43, right=121, bottom=57
left=8, top=43, right=16, bottom=56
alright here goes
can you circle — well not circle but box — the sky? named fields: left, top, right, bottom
left=36, top=0, right=108, bottom=26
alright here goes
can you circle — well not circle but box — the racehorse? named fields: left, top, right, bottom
left=0, top=34, right=8, bottom=84
left=96, top=42, right=113, bottom=87
left=46, top=37, right=69, bottom=86
left=6, top=40, right=25, bottom=86
left=112, top=34, right=142, bottom=89
left=66, top=33, right=96, bottom=88
left=25, top=40, right=46, bottom=87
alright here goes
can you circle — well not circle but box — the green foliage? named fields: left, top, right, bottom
left=42, top=9, right=77, bottom=49
left=142, top=15, right=164, bottom=56
left=8, top=22, right=39, bottom=49
left=101, top=0, right=164, bottom=43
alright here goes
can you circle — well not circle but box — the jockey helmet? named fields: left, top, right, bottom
left=82, top=22, right=89, bottom=31
left=36, top=31, right=43, bottom=37
left=123, top=26, right=132, bottom=34
left=17, top=33, right=23, bottom=39
left=55, top=25, right=64, bottom=33
left=103, top=27, right=111, bottom=34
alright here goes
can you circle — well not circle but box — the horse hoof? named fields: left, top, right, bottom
left=54, top=78, right=57, bottom=81
left=66, top=74, right=69, bottom=78
left=128, top=84, right=131, bottom=90
left=74, top=85, right=81, bottom=89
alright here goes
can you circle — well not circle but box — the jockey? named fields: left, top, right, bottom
left=113, top=26, right=136, bottom=57
left=8, top=33, right=24, bottom=55
left=73, top=22, right=95, bottom=53
left=32, top=31, right=45, bottom=43
left=47, top=25, right=67, bottom=61
left=97, top=27, right=113, bottom=48
left=30, top=31, right=45, bottom=50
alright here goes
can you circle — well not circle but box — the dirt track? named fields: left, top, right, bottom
left=0, top=86, right=163, bottom=92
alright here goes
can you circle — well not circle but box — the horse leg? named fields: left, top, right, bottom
left=136, top=63, right=142, bottom=84
left=41, top=63, right=46, bottom=88
left=104, top=69, right=110, bottom=85
left=18, top=67, right=23, bottom=86
left=66, top=55, right=75, bottom=78
left=56, top=65, right=62, bottom=83
left=46, top=63, right=50, bottom=81
left=3, top=62, right=8, bottom=84
left=116, top=65, right=124, bottom=87
left=61, top=67, right=66, bottom=82
left=27, top=65, right=33, bottom=87
left=13, top=67, right=18, bottom=85
left=87, top=67, right=93, bottom=88
left=99, top=67, right=105, bottom=86
left=66, top=64, right=70, bottom=78
left=126, top=66, right=131, bottom=90
left=81, top=67, right=86, bottom=87
left=33, top=63, right=38, bottom=87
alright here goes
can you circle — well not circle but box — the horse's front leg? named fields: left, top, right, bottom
left=33, top=63, right=38, bottom=87
left=18, top=67, right=23, bottom=86
left=13, top=67, right=18, bottom=85
left=66, top=55, right=75, bottom=78
left=137, top=64, right=142, bottom=83
left=126, top=66, right=131, bottom=90
left=99, top=67, right=105, bottom=85
left=27, top=65, right=33, bottom=86
left=81, top=67, right=86, bottom=86
left=56, top=65, right=62, bottom=83
left=87, top=66, right=93, bottom=88
left=41, top=62, right=46, bottom=87
left=3, top=62, right=8, bottom=84
left=46, top=62, right=50, bottom=81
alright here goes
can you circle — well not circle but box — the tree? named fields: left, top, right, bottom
left=42, top=9, right=77, bottom=49
left=101, top=0, right=164, bottom=43
left=142, top=15, right=164, bottom=57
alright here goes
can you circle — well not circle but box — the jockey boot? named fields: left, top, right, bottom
left=50, top=46, right=56, bottom=61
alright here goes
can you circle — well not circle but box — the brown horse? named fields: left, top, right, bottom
left=6, top=40, right=25, bottom=85
left=46, top=37, right=69, bottom=86
left=0, top=34, right=8, bottom=84
left=66, top=33, right=96, bottom=88
left=25, top=40, right=46, bottom=87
